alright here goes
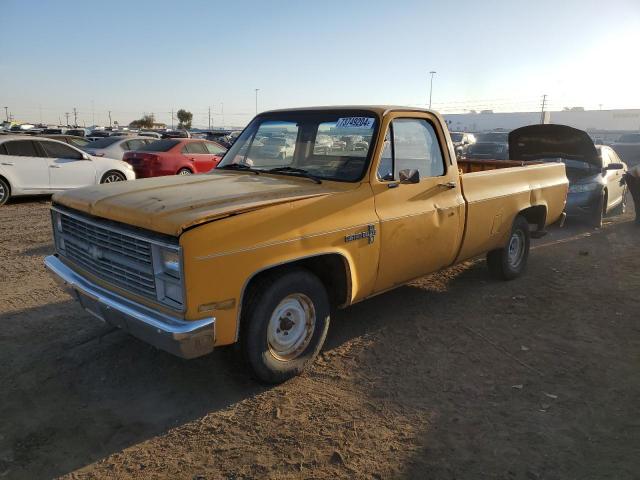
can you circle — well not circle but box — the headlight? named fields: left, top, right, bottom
left=152, top=245, right=184, bottom=308
left=569, top=183, right=600, bottom=193
left=51, top=210, right=65, bottom=252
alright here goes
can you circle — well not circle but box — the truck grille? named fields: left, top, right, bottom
left=57, top=211, right=157, bottom=300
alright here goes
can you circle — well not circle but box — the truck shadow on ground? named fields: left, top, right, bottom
left=1, top=265, right=478, bottom=479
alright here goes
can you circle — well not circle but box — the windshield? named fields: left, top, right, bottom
left=450, top=133, right=463, bottom=142
left=477, top=132, right=508, bottom=143
left=86, top=137, right=121, bottom=148
left=217, top=111, right=379, bottom=182
left=138, top=139, right=180, bottom=152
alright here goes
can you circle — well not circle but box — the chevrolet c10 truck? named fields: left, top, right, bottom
left=45, top=106, right=568, bottom=383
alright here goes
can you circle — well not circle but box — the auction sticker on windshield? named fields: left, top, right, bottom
left=335, top=117, right=375, bottom=129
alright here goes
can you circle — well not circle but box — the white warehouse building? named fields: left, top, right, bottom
left=443, top=109, right=640, bottom=134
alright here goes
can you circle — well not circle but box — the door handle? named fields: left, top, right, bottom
left=188, top=157, right=195, bottom=161
left=0, top=162, right=14, bottom=166
left=50, top=165, right=61, bottom=168
left=439, top=181, right=456, bottom=189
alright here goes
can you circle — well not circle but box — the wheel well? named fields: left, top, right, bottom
left=178, top=166, right=194, bottom=173
left=0, top=174, right=10, bottom=191
left=243, top=254, right=351, bottom=311
left=602, top=188, right=608, bottom=214
left=101, top=170, right=124, bottom=181
left=518, top=205, right=547, bottom=232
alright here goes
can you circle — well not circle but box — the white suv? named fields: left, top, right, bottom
left=0, top=135, right=135, bottom=206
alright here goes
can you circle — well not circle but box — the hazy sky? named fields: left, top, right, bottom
left=1, top=0, right=639, bottom=127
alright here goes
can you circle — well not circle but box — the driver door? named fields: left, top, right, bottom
left=37, top=140, right=97, bottom=189
left=371, top=114, right=465, bottom=292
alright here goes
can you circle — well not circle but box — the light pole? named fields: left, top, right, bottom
left=428, top=71, right=436, bottom=109
left=3, top=106, right=8, bottom=122
left=255, top=88, right=260, bottom=115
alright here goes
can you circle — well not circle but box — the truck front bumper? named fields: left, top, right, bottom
left=44, top=255, right=215, bottom=359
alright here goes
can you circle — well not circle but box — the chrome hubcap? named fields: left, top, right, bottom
left=178, top=169, right=192, bottom=175
left=0, top=183, right=5, bottom=200
left=104, top=174, right=123, bottom=183
left=267, top=293, right=315, bottom=361
left=507, top=230, right=525, bottom=268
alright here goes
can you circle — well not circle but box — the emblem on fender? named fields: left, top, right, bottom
left=345, top=224, right=376, bottom=244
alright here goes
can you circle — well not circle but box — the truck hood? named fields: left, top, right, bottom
left=509, top=124, right=600, bottom=167
left=53, top=171, right=343, bottom=236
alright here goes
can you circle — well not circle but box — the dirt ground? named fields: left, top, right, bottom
left=1, top=198, right=638, bottom=480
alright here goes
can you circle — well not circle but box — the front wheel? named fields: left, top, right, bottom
left=240, top=268, right=330, bottom=384
left=589, top=191, right=606, bottom=228
left=0, top=177, right=10, bottom=206
left=177, top=168, right=193, bottom=175
left=487, top=215, right=530, bottom=281
left=100, top=171, right=126, bottom=183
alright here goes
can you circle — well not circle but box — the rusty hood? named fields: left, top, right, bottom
left=509, top=124, right=600, bottom=166
left=53, top=171, right=343, bottom=236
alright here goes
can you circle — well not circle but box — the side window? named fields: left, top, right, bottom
left=40, top=141, right=83, bottom=160
left=0, top=143, right=7, bottom=155
left=376, top=127, right=394, bottom=180
left=126, top=139, right=145, bottom=150
left=4, top=140, right=39, bottom=157
left=204, top=142, right=225, bottom=155
left=392, top=119, right=445, bottom=178
left=183, top=142, right=208, bottom=154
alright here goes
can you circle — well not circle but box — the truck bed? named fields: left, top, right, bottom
left=454, top=161, right=568, bottom=263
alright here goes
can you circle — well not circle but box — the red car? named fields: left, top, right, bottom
left=123, top=138, right=226, bottom=178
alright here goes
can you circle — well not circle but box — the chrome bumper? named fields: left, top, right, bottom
left=44, top=255, right=215, bottom=359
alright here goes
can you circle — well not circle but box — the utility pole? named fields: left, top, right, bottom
left=171, top=108, right=174, bottom=129
left=73, top=107, right=78, bottom=126
left=540, top=94, right=547, bottom=124
left=208, top=106, right=211, bottom=130
left=108, top=110, right=112, bottom=127
left=428, top=71, right=436, bottom=109
left=255, top=88, right=260, bottom=115
left=221, top=102, right=224, bottom=127
left=39, top=104, right=42, bottom=124
left=91, top=100, right=95, bottom=126
left=65, top=112, right=70, bottom=126
left=3, top=106, right=8, bottom=122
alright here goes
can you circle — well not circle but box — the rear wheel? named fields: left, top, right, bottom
left=487, top=215, right=530, bottom=280
left=177, top=168, right=193, bottom=175
left=0, top=177, right=10, bottom=206
left=100, top=171, right=126, bottom=183
left=589, top=191, right=606, bottom=227
left=241, top=268, right=330, bottom=384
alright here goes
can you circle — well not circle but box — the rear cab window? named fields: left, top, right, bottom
left=4, top=140, right=40, bottom=157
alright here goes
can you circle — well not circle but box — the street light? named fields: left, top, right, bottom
left=3, top=106, right=8, bottom=122
left=428, top=71, right=436, bottom=109
left=255, top=88, right=260, bottom=115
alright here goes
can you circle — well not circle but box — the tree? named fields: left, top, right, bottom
left=129, top=114, right=155, bottom=129
left=177, top=109, right=193, bottom=130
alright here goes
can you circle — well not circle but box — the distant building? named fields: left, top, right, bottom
left=152, top=122, right=167, bottom=130
left=444, top=109, right=640, bottom=133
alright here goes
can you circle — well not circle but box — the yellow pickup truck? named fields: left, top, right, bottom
left=45, top=106, right=568, bottom=383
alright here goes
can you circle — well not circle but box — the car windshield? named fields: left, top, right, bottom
left=450, top=133, right=463, bottom=142
left=477, top=132, right=508, bottom=142
left=86, top=137, right=121, bottom=148
left=138, top=139, right=180, bottom=152
left=217, top=111, right=379, bottom=182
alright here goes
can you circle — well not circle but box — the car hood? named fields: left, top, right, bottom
left=52, top=171, right=344, bottom=236
left=509, top=124, right=600, bottom=167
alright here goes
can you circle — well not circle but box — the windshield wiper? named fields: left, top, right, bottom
left=266, top=167, right=322, bottom=184
left=218, top=163, right=260, bottom=175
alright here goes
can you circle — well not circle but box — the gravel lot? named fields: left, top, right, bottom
left=1, top=197, right=638, bottom=480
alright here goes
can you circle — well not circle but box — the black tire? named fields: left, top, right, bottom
left=100, top=171, right=126, bottom=184
left=589, top=191, right=606, bottom=228
left=177, top=168, right=193, bottom=175
left=240, top=268, right=330, bottom=384
left=486, top=215, right=530, bottom=281
left=0, top=177, right=9, bottom=206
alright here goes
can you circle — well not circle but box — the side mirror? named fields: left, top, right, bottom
left=605, top=163, right=624, bottom=170
left=399, top=168, right=420, bottom=184
left=82, top=153, right=90, bottom=160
